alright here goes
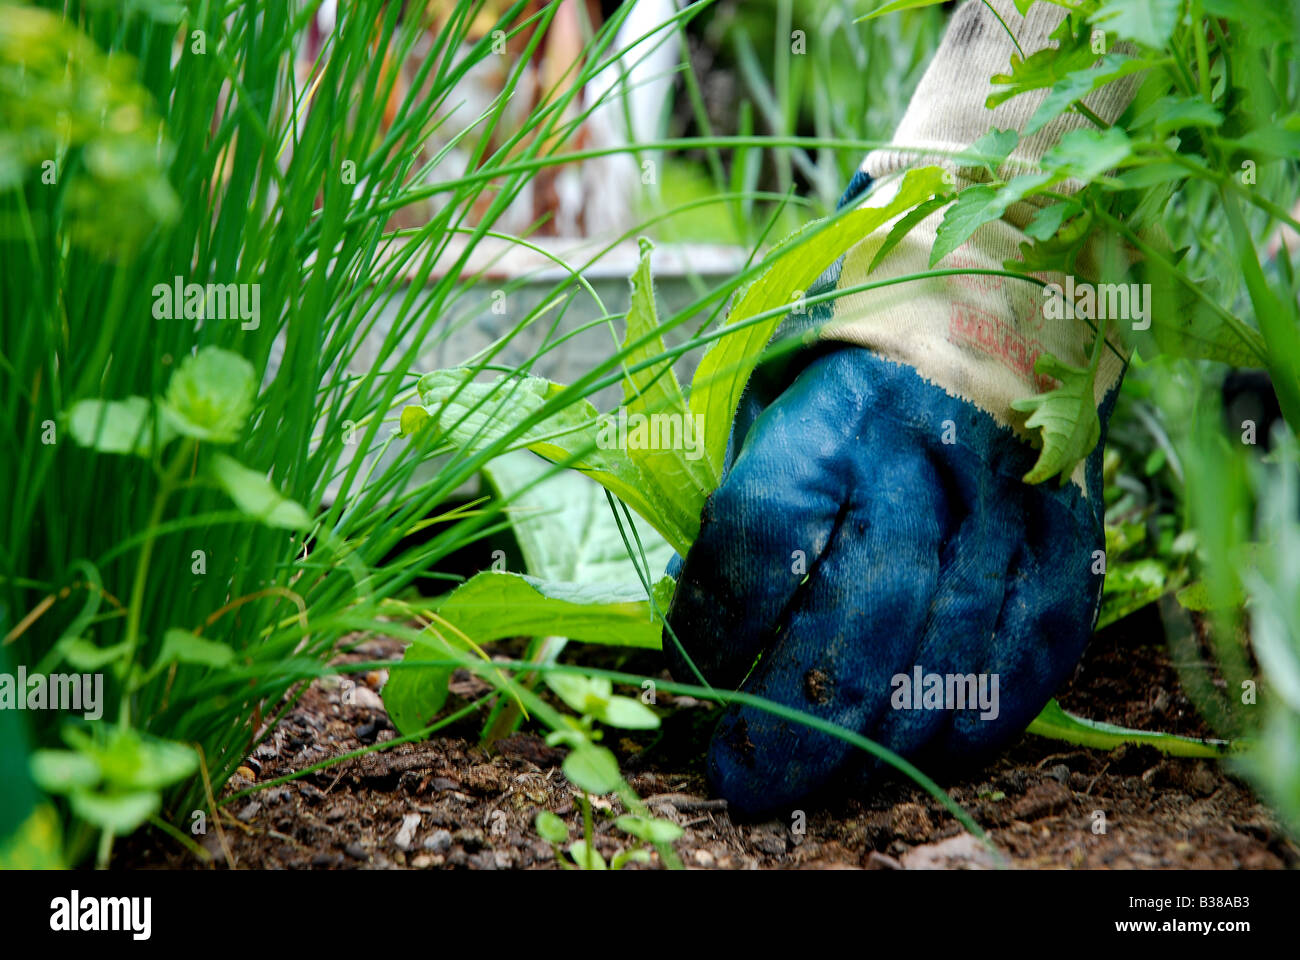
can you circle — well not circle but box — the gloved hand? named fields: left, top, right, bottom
left=664, top=0, right=1138, bottom=817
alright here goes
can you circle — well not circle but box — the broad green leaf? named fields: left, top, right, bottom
left=1200, top=0, right=1291, bottom=32
left=1028, top=698, right=1231, bottom=757
left=386, top=573, right=672, bottom=736
left=210, top=453, right=311, bottom=530
left=413, top=369, right=600, bottom=454
left=68, top=789, right=160, bottom=835
left=930, top=173, right=1051, bottom=266
left=562, top=743, right=621, bottom=794
left=1135, top=246, right=1268, bottom=366
left=1091, top=0, right=1181, bottom=49
left=67, top=396, right=174, bottom=456
left=616, top=814, right=684, bottom=844
left=383, top=655, right=453, bottom=736
left=1009, top=352, right=1101, bottom=486
left=412, top=369, right=692, bottom=552
left=160, top=347, right=255, bottom=444
left=483, top=452, right=675, bottom=584
left=535, top=810, right=569, bottom=844
left=692, top=165, right=949, bottom=474
left=432, top=572, right=667, bottom=650
left=1108, top=162, right=1191, bottom=190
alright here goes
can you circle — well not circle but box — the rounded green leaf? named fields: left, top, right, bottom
left=58, top=637, right=131, bottom=670
left=210, top=453, right=311, bottom=530
left=161, top=347, right=255, bottom=444
left=545, top=673, right=612, bottom=715
left=158, top=629, right=234, bottom=668
left=68, top=789, right=160, bottom=835
left=30, top=750, right=101, bottom=794
left=615, top=814, right=684, bottom=844
left=567, top=839, right=607, bottom=870
left=596, top=695, right=660, bottom=730
left=534, top=810, right=569, bottom=845
left=562, top=743, right=621, bottom=795
left=67, top=396, right=174, bottom=456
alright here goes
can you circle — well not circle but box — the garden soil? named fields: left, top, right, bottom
left=120, top=611, right=1295, bottom=871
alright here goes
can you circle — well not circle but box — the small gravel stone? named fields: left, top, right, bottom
left=423, top=829, right=453, bottom=853
left=395, top=812, right=421, bottom=851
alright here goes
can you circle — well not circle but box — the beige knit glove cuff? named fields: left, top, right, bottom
left=861, top=0, right=1139, bottom=186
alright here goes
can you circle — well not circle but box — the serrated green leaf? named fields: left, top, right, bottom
left=615, top=239, right=718, bottom=545
left=1025, top=55, right=1155, bottom=135
left=1009, top=352, right=1101, bottom=486
left=1225, top=119, right=1300, bottom=160
left=988, top=26, right=1099, bottom=109
left=954, top=128, right=1019, bottom=175
left=931, top=173, right=1051, bottom=266
left=869, top=196, right=951, bottom=272
left=692, top=166, right=949, bottom=474
left=1024, top=202, right=1075, bottom=241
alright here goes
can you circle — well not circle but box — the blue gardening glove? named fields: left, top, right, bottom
left=664, top=0, right=1138, bottom=817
